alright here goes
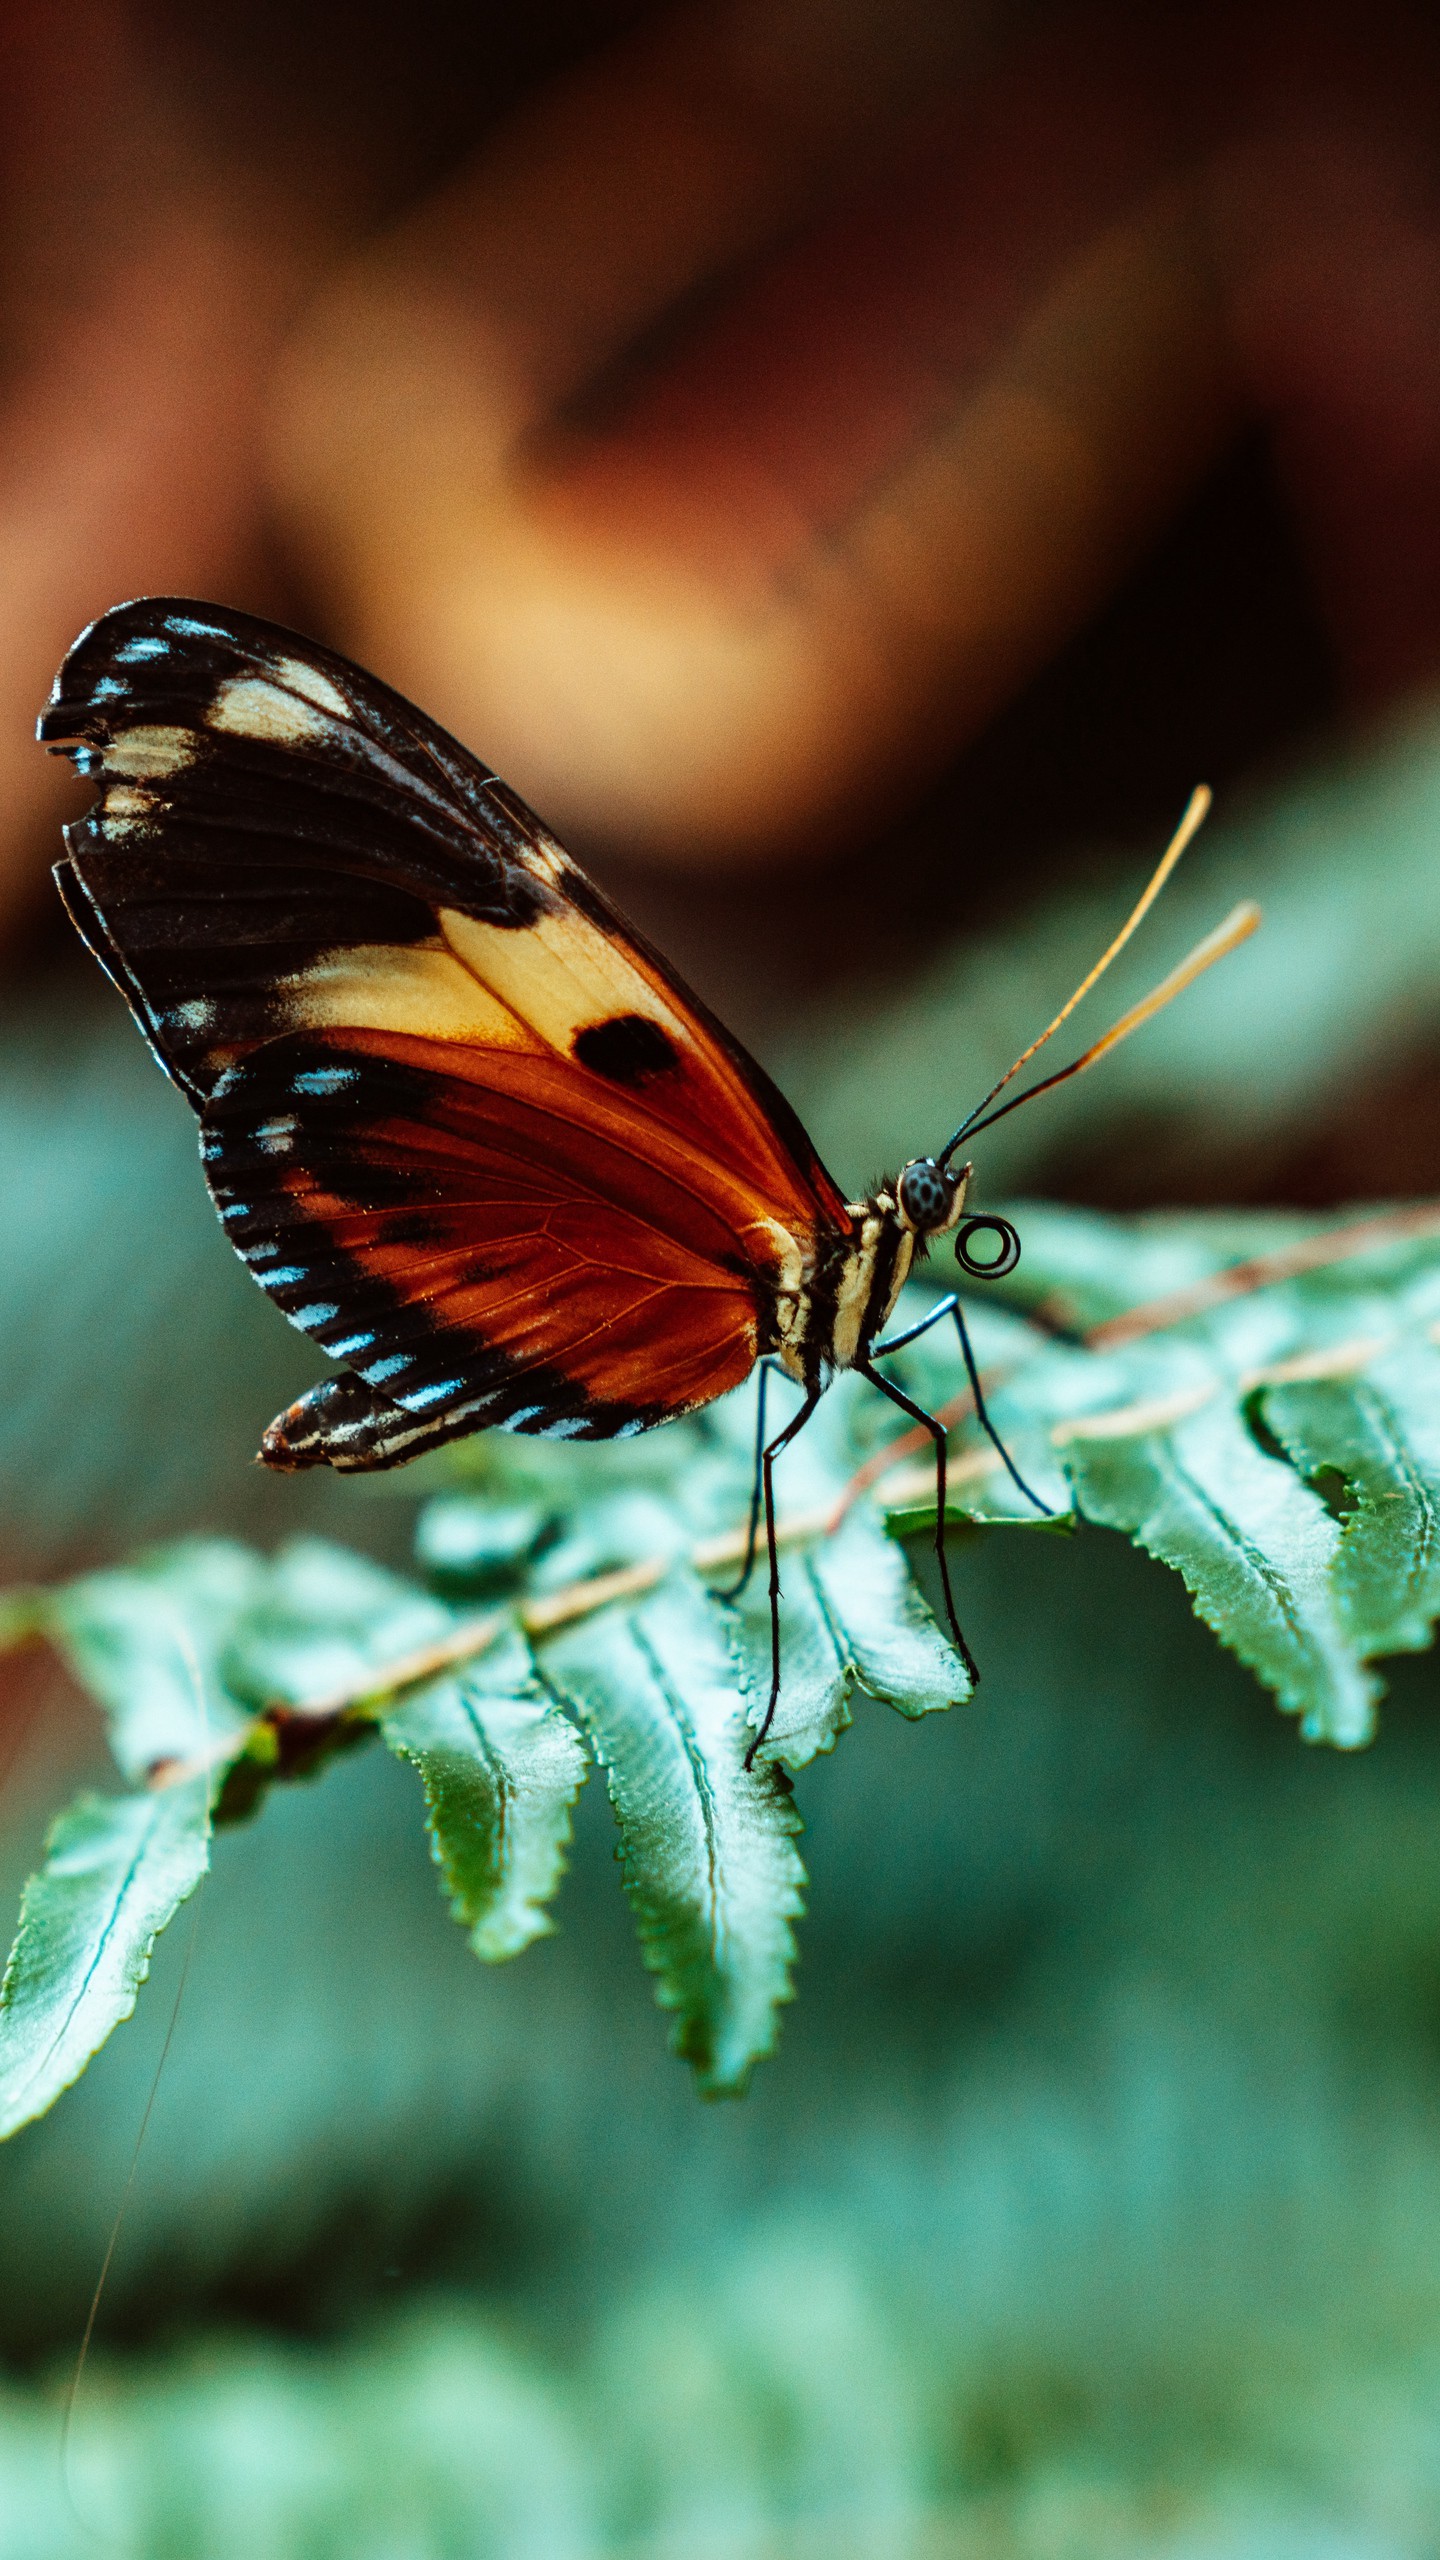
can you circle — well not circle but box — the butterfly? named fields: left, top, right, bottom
left=39, top=598, right=1258, bottom=1756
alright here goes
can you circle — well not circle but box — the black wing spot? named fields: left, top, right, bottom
left=572, top=1012, right=679, bottom=1086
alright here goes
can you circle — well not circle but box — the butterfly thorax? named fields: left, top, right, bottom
left=761, top=1163, right=971, bottom=1390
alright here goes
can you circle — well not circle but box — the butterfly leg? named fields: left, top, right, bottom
left=743, top=1383, right=823, bottom=1772
left=855, top=1358, right=980, bottom=1689
left=872, top=1296, right=1053, bottom=1516
left=870, top=1291, right=959, bottom=1357
left=716, top=1357, right=775, bottom=1602
left=946, top=1299, right=1054, bottom=1515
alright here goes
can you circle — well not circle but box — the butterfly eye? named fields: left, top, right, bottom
left=954, top=1214, right=1022, bottom=1279
left=896, top=1157, right=956, bottom=1233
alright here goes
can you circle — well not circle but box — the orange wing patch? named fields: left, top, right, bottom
left=274, top=860, right=843, bottom=1236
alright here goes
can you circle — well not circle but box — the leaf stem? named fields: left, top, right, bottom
left=139, top=1507, right=856, bottom=1787
left=1087, top=1201, right=1440, bottom=1351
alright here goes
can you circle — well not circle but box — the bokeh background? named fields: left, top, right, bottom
left=6, top=1, right=1440, bottom=2549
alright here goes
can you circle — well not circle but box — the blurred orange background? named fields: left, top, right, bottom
left=3, top=0, right=1439, bottom=928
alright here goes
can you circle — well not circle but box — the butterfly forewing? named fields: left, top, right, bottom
left=40, top=598, right=848, bottom=1461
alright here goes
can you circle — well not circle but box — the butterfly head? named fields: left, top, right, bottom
left=890, top=1155, right=1022, bottom=1284
left=894, top=1155, right=969, bottom=1240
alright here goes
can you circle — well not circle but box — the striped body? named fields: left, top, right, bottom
left=760, top=1165, right=970, bottom=1392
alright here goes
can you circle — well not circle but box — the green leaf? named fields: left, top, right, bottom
left=1261, top=1342, right=1440, bottom=1659
left=47, top=1538, right=469, bottom=1830
left=544, top=1579, right=805, bottom=2095
left=978, top=1208, right=1440, bottom=1741
left=25, top=1201, right=1440, bottom=2114
left=810, top=1510, right=974, bottom=1722
left=209, top=1541, right=469, bottom=1821
left=722, top=1553, right=856, bottom=1773
left=221, top=1539, right=453, bottom=1711
left=0, top=1779, right=210, bottom=2138
left=414, top=1495, right=553, bottom=1596
left=50, top=1540, right=264, bottom=1781
left=882, top=1499, right=1076, bottom=1538
left=382, top=1627, right=589, bottom=1960
left=721, top=1507, right=972, bottom=1771
left=1059, top=1397, right=1377, bottom=1745
left=45, top=1536, right=458, bottom=1778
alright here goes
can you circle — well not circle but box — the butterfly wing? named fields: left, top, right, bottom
left=40, top=597, right=850, bottom=1465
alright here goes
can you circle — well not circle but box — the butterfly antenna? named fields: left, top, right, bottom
left=938, top=785, right=1212, bottom=1166
left=954, top=898, right=1262, bottom=1144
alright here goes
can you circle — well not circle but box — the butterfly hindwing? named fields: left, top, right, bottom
left=40, top=598, right=851, bottom=1460
left=204, top=1031, right=766, bottom=1464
